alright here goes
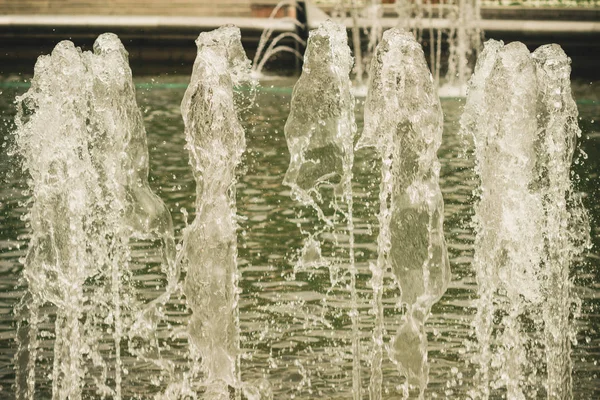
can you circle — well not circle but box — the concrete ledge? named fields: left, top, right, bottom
left=2, top=13, right=597, bottom=36
left=323, top=3, right=600, bottom=22
left=0, top=15, right=296, bottom=32
left=480, top=19, right=600, bottom=34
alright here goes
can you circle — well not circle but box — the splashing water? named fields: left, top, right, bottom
left=466, top=40, right=545, bottom=399
left=283, top=20, right=355, bottom=218
left=14, top=34, right=176, bottom=399
left=14, top=40, right=95, bottom=400
left=358, top=28, right=450, bottom=398
left=461, top=39, right=591, bottom=399
left=282, top=20, right=362, bottom=400
left=178, top=25, right=266, bottom=399
left=9, top=21, right=594, bottom=400
left=533, top=44, right=591, bottom=399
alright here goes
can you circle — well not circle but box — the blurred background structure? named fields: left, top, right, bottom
left=0, top=0, right=282, bottom=17
left=0, top=0, right=598, bottom=77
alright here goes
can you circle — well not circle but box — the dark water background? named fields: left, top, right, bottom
left=0, top=77, right=598, bottom=399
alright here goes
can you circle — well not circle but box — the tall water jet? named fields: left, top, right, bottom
left=14, top=41, right=94, bottom=400
left=463, top=40, right=545, bottom=399
left=462, top=39, right=590, bottom=398
left=532, top=44, right=591, bottom=399
left=358, top=28, right=450, bottom=398
left=282, top=20, right=361, bottom=399
left=179, top=25, right=254, bottom=398
left=14, top=33, right=176, bottom=399
left=86, top=34, right=177, bottom=396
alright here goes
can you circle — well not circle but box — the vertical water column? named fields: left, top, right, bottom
left=283, top=20, right=361, bottom=399
left=532, top=45, right=590, bottom=399
left=179, top=26, right=253, bottom=399
left=447, top=0, right=481, bottom=89
left=461, top=40, right=589, bottom=398
left=14, top=34, right=176, bottom=399
left=462, top=40, right=545, bottom=399
left=14, top=41, right=95, bottom=400
left=358, top=28, right=450, bottom=398
left=349, top=0, right=364, bottom=85
left=85, top=34, right=177, bottom=396
left=87, top=34, right=176, bottom=281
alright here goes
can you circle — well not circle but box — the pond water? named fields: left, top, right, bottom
left=0, top=76, right=598, bottom=399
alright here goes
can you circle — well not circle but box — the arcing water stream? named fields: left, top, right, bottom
left=8, top=20, right=593, bottom=400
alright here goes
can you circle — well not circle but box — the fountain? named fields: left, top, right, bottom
left=461, top=39, right=591, bottom=398
left=178, top=25, right=256, bottom=398
left=14, top=34, right=176, bottom=399
left=283, top=20, right=362, bottom=400
left=6, top=15, right=594, bottom=400
left=358, top=28, right=450, bottom=398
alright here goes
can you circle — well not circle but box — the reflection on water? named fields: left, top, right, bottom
left=0, top=77, right=599, bottom=398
